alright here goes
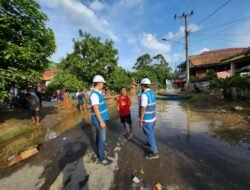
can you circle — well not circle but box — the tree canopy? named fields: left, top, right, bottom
left=50, top=31, right=131, bottom=92
left=132, top=53, right=172, bottom=85
left=133, top=53, right=152, bottom=70
left=0, top=0, right=56, bottom=91
left=46, top=71, right=86, bottom=95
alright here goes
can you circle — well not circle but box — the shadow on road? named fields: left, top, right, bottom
left=40, top=140, right=89, bottom=190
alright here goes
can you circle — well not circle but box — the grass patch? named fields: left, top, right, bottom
left=186, top=93, right=212, bottom=104
left=181, top=93, right=226, bottom=109
left=0, top=128, right=46, bottom=163
left=0, top=123, right=34, bottom=144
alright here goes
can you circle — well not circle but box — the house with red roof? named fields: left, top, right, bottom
left=177, top=47, right=250, bottom=82
left=37, top=70, right=57, bottom=93
left=42, top=71, right=55, bottom=82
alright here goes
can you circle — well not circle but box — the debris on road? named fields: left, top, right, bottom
left=47, top=132, right=57, bottom=140
left=153, top=182, right=163, bottom=190
left=3, top=146, right=38, bottom=167
left=140, top=168, right=144, bottom=174
left=234, top=106, right=243, bottom=111
left=132, top=175, right=140, bottom=184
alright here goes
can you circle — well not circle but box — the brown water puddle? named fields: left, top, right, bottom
left=112, top=99, right=250, bottom=190
left=0, top=101, right=119, bottom=164
left=156, top=100, right=250, bottom=144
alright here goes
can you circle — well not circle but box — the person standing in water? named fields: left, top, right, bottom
left=89, top=75, right=113, bottom=165
left=117, top=87, right=133, bottom=140
left=139, top=78, right=159, bottom=159
left=77, top=90, right=85, bottom=112
left=25, top=93, right=40, bottom=125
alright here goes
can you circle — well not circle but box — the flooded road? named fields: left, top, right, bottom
left=0, top=98, right=250, bottom=190
left=112, top=99, right=250, bottom=190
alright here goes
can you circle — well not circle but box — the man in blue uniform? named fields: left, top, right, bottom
left=139, top=78, right=159, bottom=159
left=89, top=75, right=113, bottom=165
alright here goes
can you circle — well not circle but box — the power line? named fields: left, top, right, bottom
left=196, top=0, right=231, bottom=26
left=190, top=33, right=250, bottom=47
left=190, top=14, right=250, bottom=46
left=190, top=0, right=202, bottom=13
left=176, top=0, right=188, bottom=15
left=193, top=34, right=248, bottom=44
left=196, top=15, right=250, bottom=32
left=213, top=21, right=247, bottom=34
left=193, top=32, right=250, bottom=37
left=188, top=0, right=231, bottom=33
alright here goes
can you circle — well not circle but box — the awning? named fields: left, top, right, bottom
left=174, top=78, right=186, bottom=83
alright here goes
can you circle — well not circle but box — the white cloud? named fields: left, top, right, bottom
left=40, top=0, right=117, bottom=41
left=169, top=53, right=185, bottom=64
left=164, top=23, right=200, bottom=40
left=140, top=33, right=171, bottom=54
left=195, top=48, right=210, bottom=55
left=108, top=0, right=144, bottom=17
left=118, top=0, right=143, bottom=7
left=126, top=33, right=185, bottom=69
left=89, top=0, right=105, bottom=11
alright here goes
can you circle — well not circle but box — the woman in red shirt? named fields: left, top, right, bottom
left=117, top=87, right=133, bottom=140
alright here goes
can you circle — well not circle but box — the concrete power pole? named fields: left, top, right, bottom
left=174, top=11, right=193, bottom=88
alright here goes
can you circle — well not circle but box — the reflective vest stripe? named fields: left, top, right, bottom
left=91, top=109, right=108, bottom=115
left=145, top=110, right=155, bottom=114
left=141, top=90, right=156, bottom=122
left=90, top=90, right=109, bottom=123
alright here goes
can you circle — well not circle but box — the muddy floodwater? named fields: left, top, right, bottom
left=0, top=98, right=250, bottom=190
left=112, top=98, right=250, bottom=190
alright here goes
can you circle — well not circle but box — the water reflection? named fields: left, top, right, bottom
left=155, top=100, right=250, bottom=145
left=1, top=99, right=249, bottom=164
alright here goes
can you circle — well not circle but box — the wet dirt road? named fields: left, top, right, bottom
left=0, top=98, right=250, bottom=190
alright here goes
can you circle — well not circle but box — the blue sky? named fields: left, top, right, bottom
left=37, top=0, right=250, bottom=70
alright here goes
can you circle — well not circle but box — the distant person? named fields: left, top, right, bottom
left=8, top=88, right=16, bottom=108
left=26, top=87, right=40, bottom=108
left=76, top=89, right=80, bottom=100
left=89, top=75, right=112, bottom=165
left=16, top=89, right=25, bottom=108
left=86, top=84, right=94, bottom=97
left=25, top=93, right=40, bottom=125
left=77, top=90, right=85, bottom=112
left=27, top=87, right=39, bottom=99
left=70, top=91, right=76, bottom=101
left=58, top=90, right=64, bottom=108
left=138, top=88, right=142, bottom=102
left=139, top=78, right=159, bottom=159
left=35, top=90, right=43, bottom=107
left=117, top=87, right=133, bottom=140
left=56, top=89, right=60, bottom=102
left=86, top=84, right=94, bottom=108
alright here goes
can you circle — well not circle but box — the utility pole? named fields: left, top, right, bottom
left=174, top=11, right=193, bottom=88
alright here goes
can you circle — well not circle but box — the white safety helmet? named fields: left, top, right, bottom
left=93, top=75, right=106, bottom=83
left=140, top=78, right=151, bottom=85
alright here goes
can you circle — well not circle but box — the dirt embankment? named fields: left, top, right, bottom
left=183, top=93, right=250, bottom=114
